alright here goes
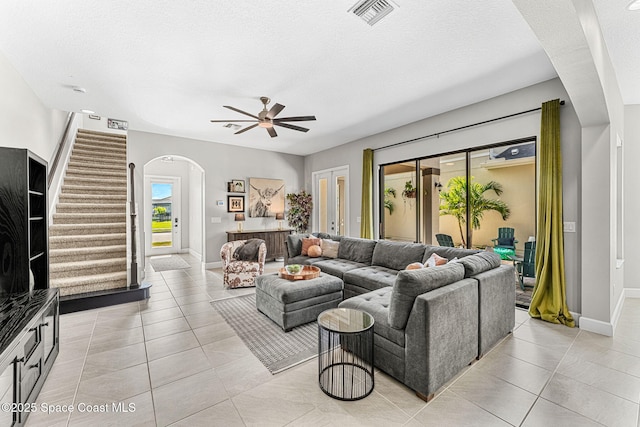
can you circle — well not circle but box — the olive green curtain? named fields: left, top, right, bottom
left=360, top=148, right=374, bottom=239
left=529, top=99, right=575, bottom=327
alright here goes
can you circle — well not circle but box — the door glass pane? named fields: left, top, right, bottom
left=469, top=142, right=536, bottom=256
left=152, top=182, right=173, bottom=247
left=435, top=153, right=468, bottom=247
left=381, top=162, right=417, bottom=242
left=336, top=176, right=345, bottom=235
left=318, top=178, right=328, bottom=233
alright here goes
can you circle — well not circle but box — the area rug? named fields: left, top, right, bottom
left=148, top=255, right=190, bottom=272
left=211, top=294, right=317, bottom=374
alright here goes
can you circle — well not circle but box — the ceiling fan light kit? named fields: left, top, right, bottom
left=210, top=96, right=316, bottom=138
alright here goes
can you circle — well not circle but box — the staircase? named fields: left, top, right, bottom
left=49, top=129, right=128, bottom=297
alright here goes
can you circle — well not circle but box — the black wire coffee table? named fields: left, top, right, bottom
left=317, top=308, right=374, bottom=400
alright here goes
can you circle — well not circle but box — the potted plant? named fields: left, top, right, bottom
left=286, top=190, right=312, bottom=233
left=402, top=181, right=417, bottom=199
left=384, top=187, right=396, bottom=215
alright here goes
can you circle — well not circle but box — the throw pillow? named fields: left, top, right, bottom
left=233, top=239, right=264, bottom=261
left=308, top=245, right=322, bottom=258
left=321, top=239, right=340, bottom=258
left=425, top=253, right=448, bottom=268
left=406, top=262, right=424, bottom=270
left=301, top=237, right=321, bottom=255
left=497, top=237, right=515, bottom=247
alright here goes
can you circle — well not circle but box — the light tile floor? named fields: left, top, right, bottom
left=26, top=254, right=640, bottom=426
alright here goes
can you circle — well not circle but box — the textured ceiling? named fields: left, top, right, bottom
left=0, top=0, right=562, bottom=155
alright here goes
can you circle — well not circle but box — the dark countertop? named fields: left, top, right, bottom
left=0, top=289, right=58, bottom=356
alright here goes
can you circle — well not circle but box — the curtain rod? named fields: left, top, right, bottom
left=373, top=100, right=565, bottom=152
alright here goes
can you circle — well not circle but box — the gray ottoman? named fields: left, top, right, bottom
left=255, top=272, right=343, bottom=331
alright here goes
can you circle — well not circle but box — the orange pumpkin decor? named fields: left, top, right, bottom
left=307, top=245, right=323, bottom=258
left=406, top=262, right=424, bottom=270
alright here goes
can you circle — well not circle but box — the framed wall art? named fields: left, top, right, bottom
left=248, top=177, right=285, bottom=218
left=228, top=179, right=245, bottom=193
left=227, top=195, right=244, bottom=213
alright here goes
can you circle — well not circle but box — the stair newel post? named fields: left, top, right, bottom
left=129, top=162, right=139, bottom=286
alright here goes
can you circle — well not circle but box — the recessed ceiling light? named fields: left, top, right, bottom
left=445, top=162, right=455, bottom=166
left=628, top=0, right=640, bottom=10
left=80, top=109, right=95, bottom=114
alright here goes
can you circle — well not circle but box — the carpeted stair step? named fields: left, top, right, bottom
left=50, top=245, right=127, bottom=263
left=56, top=203, right=125, bottom=214
left=74, top=141, right=127, bottom=153
left=69, top=153, right=125, bottom=166
left=63, top=176, right=126, bottom=187
left=66, top=168, right=126, bottom=179
left=68, top=159, right=126, bottom=171
left=76, top=130, right=126, bottom=142
left=50, top=233, right=126, bottom=249
left=61, top=185, right=126, bottom=195
left=58, top=193, right=127, bottom=204
left=50, top=223, right=126, bottom=236
left=52, top=212, right=126, bottom=224
left=51, top=271, right=128, bottom=297
left=72, top=147, right=127, bottom=160
left=50, top=257, right=127, bottom=280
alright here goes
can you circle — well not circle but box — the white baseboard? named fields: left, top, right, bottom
left=569, top=311, right=581, bottom=326
left=579, top=316, right=613, bottom=336
left=188, top=248, right=202, bottom=260
left=205, top=261, right=222, bottom=269
left=624, top=288, right=640, bottom=298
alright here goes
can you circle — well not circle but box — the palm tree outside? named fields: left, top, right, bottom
left=439, top=176, right=510, bottom=247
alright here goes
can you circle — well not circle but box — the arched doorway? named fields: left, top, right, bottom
left=143, top=155, right=206, bottom=263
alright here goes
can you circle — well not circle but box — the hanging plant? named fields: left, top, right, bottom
left=384, top=187, right=397, bottom=215
left=402, top=180, right=417, bottom=199
left=286, top=190, right=313, bottom=233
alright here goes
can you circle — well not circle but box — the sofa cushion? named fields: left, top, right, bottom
left=339, top=288, right=405, bottom=349
left=457, top=251, right=501, bottom=278
left=286, top=255, right=328, bottom=265
left=388, top=262, right=465, bottom=329
left=423, top=246, right=480, bottom=263
left=372, top=240, right=426, bottom=271
left=313, top=258, right=367, bottom=279
left=343, top=265, right=398, bottom=293
left=337, top=237, right=377, bottom=264
left=301, top=237, right=322, bottom=255
left=287, top=234, right=308, bottom=258
left=321, top=239, right=340, bottom=258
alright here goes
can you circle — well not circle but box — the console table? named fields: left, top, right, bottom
left=226, top=229, right=292, bottom=261
left=0, top=289, right=59, bottom=426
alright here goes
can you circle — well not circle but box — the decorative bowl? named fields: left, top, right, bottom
left=285, top=264, right=302, bottom=275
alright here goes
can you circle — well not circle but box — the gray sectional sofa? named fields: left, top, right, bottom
left=284, top=233, right=515, bottom=401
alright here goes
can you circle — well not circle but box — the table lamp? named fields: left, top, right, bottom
left=275, top=212, right=284, bottom=230
left=234, top=213, right=245, bottom=232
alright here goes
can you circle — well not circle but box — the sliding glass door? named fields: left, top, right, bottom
left=380, top=139, right=536, bottom=255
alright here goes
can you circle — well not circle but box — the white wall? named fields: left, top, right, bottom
left=624, top=105, right=640, bottom=292
left=128, top=131, right=304, bottom=266
left=305, top=78, right=583, bottom=312
left=0, top=51, right=66, bottom=162
left=188, top=164, right=204, bottom=259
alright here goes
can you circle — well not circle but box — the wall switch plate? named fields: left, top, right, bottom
left=211, top=217, right=221, bottom=223
left=216, top=200, right=224, bottom=206
left=356, top=216, right=361, bottom=223
left=563, top=221, right=576, bottom=232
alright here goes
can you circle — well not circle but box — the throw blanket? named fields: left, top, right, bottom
left=233, top=239, right=264, bottom=261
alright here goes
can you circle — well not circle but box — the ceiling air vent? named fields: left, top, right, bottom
left=349, top=0, right=397, bottom=26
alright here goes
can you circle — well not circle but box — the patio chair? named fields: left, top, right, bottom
left=491, top=227, right=518, bottom=259
left=513, top=241, right=535, bottom=290
left=435, top=234, right=455, bottom=247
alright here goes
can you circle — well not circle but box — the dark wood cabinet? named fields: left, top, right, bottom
left=0, top=148, right=48, bottom=297
left=0, top=290, right=59, bottom=426
left=226, top=229, right=292, bottom=261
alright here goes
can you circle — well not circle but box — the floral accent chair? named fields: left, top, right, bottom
left=220, top=240, right=267, bottom=288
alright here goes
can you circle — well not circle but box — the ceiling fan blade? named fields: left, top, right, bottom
left=273, top=116, right=316, bottom=122
left=273, top=122, right=310, bottom=133
left=267, top=127, right=278, bottom=138
left=234, top=123, right=259, bottom=134
left=224, top=105, right=260, bottom=119
left=266, top=103, right=285, bottom=119
left=210, top=119, right=257, bottom=123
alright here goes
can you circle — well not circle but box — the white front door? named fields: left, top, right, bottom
left=313, top=166, right=349, bottom=236
left=145, top=176, right=182, bottom=255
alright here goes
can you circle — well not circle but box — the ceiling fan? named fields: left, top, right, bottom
left=210, top=96, right=316, bottom=138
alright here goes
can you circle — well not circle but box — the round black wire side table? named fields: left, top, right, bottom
left=317, top=308, right=374, bottom=401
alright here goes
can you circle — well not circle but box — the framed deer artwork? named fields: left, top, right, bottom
left=248, top=178, right=285, bottom=218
